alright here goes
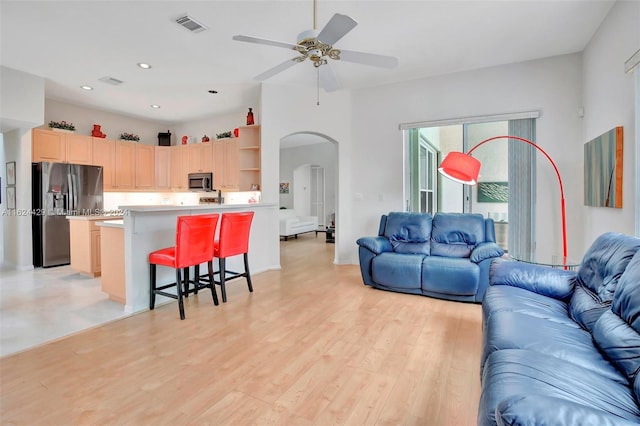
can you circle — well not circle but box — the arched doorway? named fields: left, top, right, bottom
left=279, top=132, right=338, bottom=261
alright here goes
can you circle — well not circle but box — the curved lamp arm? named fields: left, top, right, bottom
left=438, top=135, right=567, bottom=267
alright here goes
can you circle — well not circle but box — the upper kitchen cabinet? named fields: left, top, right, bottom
left=134, top=144, right=155, bottom=189
left=65, top=133, right=93, bottom=165
left=170, top=145, right=189, bottom=190
left=213, top=138, right=239, bottom=191
left=155, top=146, right=171, bottom=190
left=32, top=129, right=93, bottom=164
left=114, top=140, right=135, bottom=189
left=237, top=125, right=261, bottom=191
left=187, top=143, right=213, bottom=174
left=92, top=138, right=116, bottom=190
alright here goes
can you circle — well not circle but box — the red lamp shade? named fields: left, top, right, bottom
left=438, top=152, right=481, bottom=185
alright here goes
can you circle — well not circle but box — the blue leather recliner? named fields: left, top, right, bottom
left=479, top=232, right=640, bottom=426
left=356, top=212, right=504, bottom=302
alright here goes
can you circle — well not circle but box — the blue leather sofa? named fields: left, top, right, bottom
left=479, top=232, right=640, bottom=425
left=356, top=212, right=504, bottom=302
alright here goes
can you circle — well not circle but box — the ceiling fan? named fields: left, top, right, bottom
left=232, top=0, right=398, bottom=92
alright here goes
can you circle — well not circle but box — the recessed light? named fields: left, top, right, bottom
left=137, top=63, right=152, bottom=69
left=208, top=90, right=218, bottom=94
left=150, top=104, right=161, bottom=109
left=80, top=85, right=93, bottom=90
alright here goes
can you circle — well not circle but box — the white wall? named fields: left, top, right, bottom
left=581, top=0, right=639, bottom=249
left=44, top=99, right=173, bottom=145
left=261, top=83, right=352, bottom=264
left=173, top=110, right=253, bottom=146
left=2, top=129, right=33, bottom=269
left=0, top=66, right=44, bottom=133
left=349, top=54, right=585, bottom=263
left=279, top=141, right=337, bottom=221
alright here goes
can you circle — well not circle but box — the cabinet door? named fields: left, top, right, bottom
left=65, top=134, right=93, bottom=165
left=91, top=230, right=101, bottom=274
left=213, top=141, right=225, bottom=188
left=32, top=129, right=66, bottom=162
left=170, top=145, right=188, bottom=189
left=224, top=139, right=239, bottom=190
left=92, top=138, right=115, bottom=190
left=135, top=144, right=155, bottom=189
left=187, top=144, right=202, bottom=173
left=155, top=146, right=171, bottom=190
left=115, top=141, right=135, bottom=189
left=201, top=143, right=214, bottom=173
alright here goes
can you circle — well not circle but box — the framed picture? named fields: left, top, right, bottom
left=584, top=126, right=623, bottom=208
left=279, top=182, right=290, bottom=194
left=6, top=187, right=15, bottom=210
left=6, top=161, right=16, bottom=186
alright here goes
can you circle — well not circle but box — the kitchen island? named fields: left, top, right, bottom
left=118, top=203, right=279, bottom=314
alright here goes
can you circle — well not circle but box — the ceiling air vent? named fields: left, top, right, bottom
left=176, top=15, right=207, bottom=33
left=99, top=76, right=124, bottom=86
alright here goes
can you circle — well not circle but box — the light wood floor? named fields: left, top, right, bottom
left=0, top=234, right=482, bottom=425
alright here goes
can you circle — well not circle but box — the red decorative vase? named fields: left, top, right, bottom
left=233, top=128, right=239, bottom=138
left=246, top=108, right=254, bottom=125
left=182, top=135, right=188, bottom=145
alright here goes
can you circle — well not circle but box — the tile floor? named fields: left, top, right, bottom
left=0, top=265, right=129, bottom=357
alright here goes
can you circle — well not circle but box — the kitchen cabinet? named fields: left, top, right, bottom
left=214, top=138, right=239, bottom=190
left=170, top=145, right=189, bottom=190
left=115, top=141, right=135, bottom=189
left=135, top=144, right=155, bottom=189
left=92, top=138, right=116, bottom=190
left=65, top=133, right=93, bottom=165
left=69, top=218, right=102, bottom=277
left=97, top=221, right=125, bottom=304
left=187, top=143, right=213, bottom=174
left=155, top=146, right=171, bottom=190
left=237, top=125, right=261, bottom=191
left=32, top=129, right=94, bottom=164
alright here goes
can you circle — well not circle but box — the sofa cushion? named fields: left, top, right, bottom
left=482, top=285, right=571, bottom=328
left=568, top=284, right=612, bottom=333
left=592, top=251, right=640, bottom=394
left=479, top=349, right=640, bottom=426
left=575, top=232, right=640, bottom=302
left=422, top=256, right=478, bottom=295
left=482, top=311, right=626, bottom=384
left=383, top=212, right=432, bottom=255
left=371, top=252, right=423, bottom=290
left=431, top=213, right=485, bottom=258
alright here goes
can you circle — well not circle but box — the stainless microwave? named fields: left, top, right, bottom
left=188, top=172, right=213, bottom=192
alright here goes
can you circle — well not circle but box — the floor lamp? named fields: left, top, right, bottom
left=437, top=135, right=567, bottom=268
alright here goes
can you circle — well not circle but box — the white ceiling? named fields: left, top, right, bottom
left=1, top=0, right=615, bottom=125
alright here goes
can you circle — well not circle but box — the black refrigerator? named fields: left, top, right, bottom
left=32, top=162, right=104, bottom=267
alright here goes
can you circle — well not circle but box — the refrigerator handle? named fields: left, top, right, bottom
left=67, top=172, right=75, bottom=214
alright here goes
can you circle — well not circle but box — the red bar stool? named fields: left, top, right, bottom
left=212, top=211, right=255, bottom=303
left=149, top=213, right=220, bottom=320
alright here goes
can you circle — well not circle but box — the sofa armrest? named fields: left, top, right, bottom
left=495, top=395, right=640, bottom=426
left=356, top=236, right=392, bottom=255
left=470, top=242, right=504, bottom=263
left=489, top=258, right=577, bottom=301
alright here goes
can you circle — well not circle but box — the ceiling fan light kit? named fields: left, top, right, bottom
left=232, top=0, right=398, bottom=93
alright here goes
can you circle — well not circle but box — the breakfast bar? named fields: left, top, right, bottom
left=118, top=203, right=280, bottom=314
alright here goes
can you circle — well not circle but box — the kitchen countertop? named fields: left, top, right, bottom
left=66, top=215, right=124, bottom=221
left=96, top=219, right=124, bottom=229
left=117, top=203, right=274, bottom=213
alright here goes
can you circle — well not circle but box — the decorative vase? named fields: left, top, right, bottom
left=246, top=108, right=254, bottom=125
left=234, top=128, right=239, bottom=138
left=202, top=135, right=210, bottom=143
left=182, top=135, right=188, bottom=145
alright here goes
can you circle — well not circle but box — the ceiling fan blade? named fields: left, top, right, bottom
left=318, top=64, right=340, bottom=92
left=233, top=35, right=299, bottom=50
left=338, top=49, right=398, bottom=69
left=254, top=58, right=300, bottom=81
left=317, top=13, right=357, bottom=45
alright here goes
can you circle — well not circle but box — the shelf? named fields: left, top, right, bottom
left=239, top=146, right=260, bottom=150
left=240, top=168, right=260, bottom=172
